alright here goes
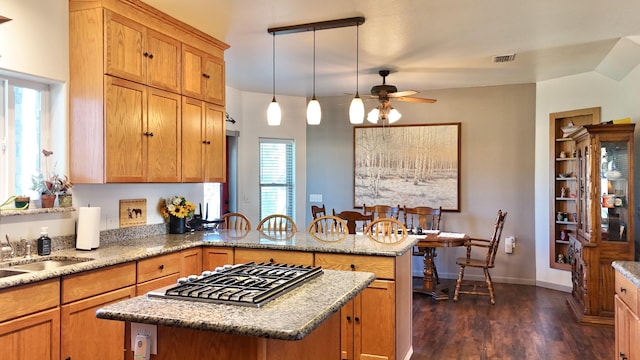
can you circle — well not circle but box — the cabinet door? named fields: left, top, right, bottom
left=105, top=76, right=147, bottom=182
left=203, top=247, right=234, bottom=270
left=355, top=280, right=395, bottom=360
left=203, top=55, right=225, bottom=105
left=341, top=299, right=354, bottom=360
left=182, top=45, right=205, bottom=100
left=104, top=11, right=146, bottom=84
left=204, top=102, right=226, bottom=182
left=0, top=308, right=60, bottom=360
left=181, top=247, right=203, bottom=276
left=147, top=88, right=182, bottom=182
left=146, top=29, right=181, bottom=93
left=62, top=286, right=136, bottom=360
left=181, top=96, right=205, bottom=182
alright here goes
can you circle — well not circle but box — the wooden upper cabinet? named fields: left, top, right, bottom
left=105, top=76, right=181, bottom=183
left=204, top=102, right=226, bottom=182
left=183, top=44, right=225, bottom=105
left=105, top=10, right=181, bottom=92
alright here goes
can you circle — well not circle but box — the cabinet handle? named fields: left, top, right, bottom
left=148, top=53, right=154, bottom=59
left=159, top=264, right=164, bottom=270
left=620, top=287, right=627, bottom=293
left=346, top=315, right=351, bottom=321
left=269, top=258, right=274, bottom=263
left=143, top=52, right=149, bottom=57
left=350, top=264, right=355, bottom=270
left=202, top=73, right=210, bottom=78
left=354, top=317, right=360, bottom=323
left=205, top=140, right=211, bottom=144
left=144, top=131, right=154, bottom=137
left=620, top=352, right=627, bottom=360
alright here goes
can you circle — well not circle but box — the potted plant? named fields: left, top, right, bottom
left=30, top=149, right=71, bottom=208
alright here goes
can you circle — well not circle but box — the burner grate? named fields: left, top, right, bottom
left=152, top=262, right=323, bottom=307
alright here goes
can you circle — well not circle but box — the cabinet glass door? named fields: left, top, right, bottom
left=600, top=141, right=629, bottom=241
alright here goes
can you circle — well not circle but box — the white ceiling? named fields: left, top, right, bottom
left=142, top=0, right=640, bottom=99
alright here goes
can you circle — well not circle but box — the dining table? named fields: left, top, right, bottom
left=412, top=231, right=469, bottom=300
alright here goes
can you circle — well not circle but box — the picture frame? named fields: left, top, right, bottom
left=119, top=198, right=147, bottom=228
left=353, top=123, right=461, bottom=211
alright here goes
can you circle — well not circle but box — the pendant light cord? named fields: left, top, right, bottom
left=272, top=33, right=276, bottom=98
left=355, top=24, right=359, bottom=96
left=312, top=28, right=316, bottom=98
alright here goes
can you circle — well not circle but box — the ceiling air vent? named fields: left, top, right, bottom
left=492, top=53, right=516, bottom=63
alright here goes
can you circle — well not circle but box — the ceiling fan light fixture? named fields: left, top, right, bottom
left=367, top=108, right=379, bottom=124
left=388, top=108, right=402, bottom=123
left=349, top=93, right=364, bottom=124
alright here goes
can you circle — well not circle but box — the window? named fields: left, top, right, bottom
left=259, top=138, right=294, bottom=220
left=0, top=76, right=50, bottom=201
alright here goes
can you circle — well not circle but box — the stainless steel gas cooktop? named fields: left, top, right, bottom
left=147, top=262, right=323, bottom=308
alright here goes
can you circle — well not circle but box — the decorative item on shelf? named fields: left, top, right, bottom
left=560, top=187, right=566, bottom=198
left=559, top=151, right=567, bottom=159
left=561, top=120, right=580, bottom=137
left=0, top=195, right=30, bottom=210
left=30, top=149, right=73, bottom=208
left=557, top=253, right=565, bottom=263
left=160, top=195, right=195, bottom=234
left=558, top=172, right=572, bottom=178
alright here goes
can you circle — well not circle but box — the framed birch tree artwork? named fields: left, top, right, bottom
left=354, top=123, right=461, bottom=211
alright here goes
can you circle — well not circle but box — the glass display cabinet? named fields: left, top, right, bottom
left=566, top=123, right=635, bottom=325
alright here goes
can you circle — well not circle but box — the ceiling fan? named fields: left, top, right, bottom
left=367, top=70, right=436, bottom=124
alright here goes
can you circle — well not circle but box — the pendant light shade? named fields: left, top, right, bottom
left=267, top=33, right=281, bottom=126
left=388, top=108, right=402, bottom=123
left=349, top=24, right=364, bottom=124
left=307, top=29, right=321, bottom=125
left=367, top=108, right=379, bottom=124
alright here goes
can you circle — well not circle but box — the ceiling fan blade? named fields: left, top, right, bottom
left=395, top=97, right=437, bottom=103
left=388, top=90, right=418, bottom=98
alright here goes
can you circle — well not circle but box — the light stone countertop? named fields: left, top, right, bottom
left=0, top=229, right=418, bottom=290
left=96, top=269, right=375, bottom=340
left=612, top=261, right=640, bottom=288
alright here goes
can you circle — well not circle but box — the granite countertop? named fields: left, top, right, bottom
left=0, top=229, right=418, bottom=290
left=612, top=261, right=640, bottom=288
left=97, top=269, right=375, bottom=340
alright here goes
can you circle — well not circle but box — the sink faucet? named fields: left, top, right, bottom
left=2, top=234, right=15, bottom=259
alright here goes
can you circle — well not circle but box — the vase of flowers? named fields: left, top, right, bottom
left=160, top=196, right=195, bottom=234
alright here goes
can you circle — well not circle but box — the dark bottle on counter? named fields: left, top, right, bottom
left=37, top=227, right=51, bottom=256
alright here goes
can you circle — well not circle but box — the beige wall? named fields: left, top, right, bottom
left=307, top=84, right=537, bottom=284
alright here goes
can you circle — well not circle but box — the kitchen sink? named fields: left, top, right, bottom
left=0, top=269, right=29, bottom=278
left=8, top=257, right=94, bottom=272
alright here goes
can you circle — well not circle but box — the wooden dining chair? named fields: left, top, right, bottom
left=221, top=212, right=251, bottom=231
left=311, top=204, right=326, bottom=219
left=332, top=209, right=374, bottom=234
left=453, top=209, right=508, bottom=305
left=364, top=218, right=408, bottom=243
left=363, top=204, right=400, bottom=219
left=404, top=206, right=442, bottom=283
left=307, top=215, right=349, bottom=242
left=257, top=214, right=297, bottom=233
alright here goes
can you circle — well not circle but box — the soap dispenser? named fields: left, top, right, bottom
left=37, top=227, right=51, bottom=256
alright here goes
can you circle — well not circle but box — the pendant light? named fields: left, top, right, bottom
left=306, top=29, right=321, bottom=125
left=267, top=33, right=282, bottom=126
left=349, top=24, right=364, bottom=124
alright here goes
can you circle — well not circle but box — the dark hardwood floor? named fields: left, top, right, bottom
left=411, top=279, right=614, bottom=360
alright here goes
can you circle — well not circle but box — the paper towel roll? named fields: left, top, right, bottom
left=77, top=207, right=101, bottom=250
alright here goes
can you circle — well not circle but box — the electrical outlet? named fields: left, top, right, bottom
left=131, top=323, right=157, bottom=354
left=309, top=194, right=323, bottom=202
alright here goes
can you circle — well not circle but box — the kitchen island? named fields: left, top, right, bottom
left=97, top=269, right=375, bottom=359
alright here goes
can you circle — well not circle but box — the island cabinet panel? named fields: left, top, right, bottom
left=203, top=247, right=234, bottom=270
left=0, top=307, right=60, bottom=360
left=69, top=0, right=227, bottom=184
left=137, top=252, right=181, bottom=283
left=235, top=248, right=314, bottom=266
left=314, top=253, right=395, bottom=279
left=62, top=286, right=136, bottom=360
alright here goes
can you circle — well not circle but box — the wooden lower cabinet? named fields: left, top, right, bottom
left=614, top=270, right=640, bottom=360
left=342, top=280, right=395, bottom=360
left=181, top=247, right=203, bottom=276
left=62, top=286, right=136, bottom=360
left=0, top=308, right=60, bottom=359
left=235, top=248, right=314, bottom=266
left=203, top=247, right=234, bottom=270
